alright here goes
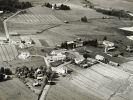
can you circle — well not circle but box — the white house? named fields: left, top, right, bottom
left=95, top=55, right=104, bottom=61
left=48, top=53, right=66, bottom=62
left=74, top=57, right=84, bottom=64
left=18, top=52, right=30, bottom=60
left=51, top=49, right=67, bottom=55
left=0, top=11, right=3, bottom=14
left=52, top=67, right=67, bottom=74
left=103, top=40, right=115, bottom=52
left=103, top=40, right=114, bottom=47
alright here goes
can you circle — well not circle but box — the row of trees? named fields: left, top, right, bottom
left=95, top=8, right=132, bottom=19
left=60, top=39, right=98, bottom=49
left=0, top=0, right=32, bottom=12
left=44, top=3, right=70, bottom=10
left=0, top=67, right=12, bottom=75
left=15, top=66, right=53, bottom=79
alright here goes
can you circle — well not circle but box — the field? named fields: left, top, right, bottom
left=3, top=0, right=133, bottom=100
left=46, top=63, right=133, bottom=100
left=0, top=44, right=18, bottom=62
left=7, top=4, right=133, bottom=47
left=0, top=78, right=38, bottom=100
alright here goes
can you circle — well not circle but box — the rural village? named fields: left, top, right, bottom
left=0, top=0, right=133, bottom=100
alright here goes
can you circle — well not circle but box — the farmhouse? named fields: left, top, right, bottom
left=103, top=40, right=115, bottom=51
left=48, top=53, right=66, bottom=62
left=51, top=49, right=67, bottom=55
left=67, top=41, right=75, bottom=49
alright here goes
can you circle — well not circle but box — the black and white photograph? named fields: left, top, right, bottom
left=0, top=0, right=133, bottom=100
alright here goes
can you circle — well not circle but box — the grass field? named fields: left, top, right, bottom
left=46, top=63, right=133, bottom=100
left=0, top=78, right=38, bottom=100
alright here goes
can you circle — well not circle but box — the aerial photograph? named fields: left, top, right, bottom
left=0, top=0, right=133, bottom=100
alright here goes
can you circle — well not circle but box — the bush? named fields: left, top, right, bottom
left=81, top=16, right=88, bottom=22
left=0, top=67, right=5, bottom=74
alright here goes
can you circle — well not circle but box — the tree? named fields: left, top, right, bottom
left=0, top=67, right=5, bottom=74
left=103, top=36, right=107, bottom=41
left=0, top=73, right=4, bottom=81
left=83, top=53, right=88, bottom=59
left=4, top=68, right=12, bottom=75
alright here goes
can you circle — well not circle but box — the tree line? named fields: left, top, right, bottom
left=0, top=0, right=32, bottom=12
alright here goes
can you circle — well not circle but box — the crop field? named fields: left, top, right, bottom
left=46, top=63, right=133, bottom=100
left=8, top=14, right=62, bottom=25
left=0, top=78, right=38, bottom=100
left=0, top=44, right=18, bottom=62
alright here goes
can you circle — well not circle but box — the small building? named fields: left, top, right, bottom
left=95, top=55, right=104, bottom=61
left=0, top=11, right=3, bottom=14
left=52, top=67, right=67, bottom=75
left=109, top=61, right=119, bottom=67
left=74, top=58, right=84, bottom=64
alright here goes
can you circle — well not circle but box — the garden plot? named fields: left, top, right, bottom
left=8, top=14, right=62, bottom=25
